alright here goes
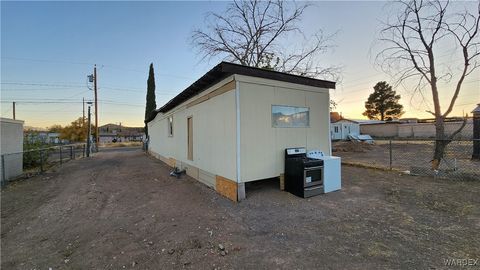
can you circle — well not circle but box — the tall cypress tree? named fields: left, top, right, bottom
left=144, top=63, right=157, bottom=136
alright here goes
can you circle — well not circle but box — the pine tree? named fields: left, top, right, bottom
left=144, top=63, right=157, bottom=136
left=363, top=81, right=404, bottom=121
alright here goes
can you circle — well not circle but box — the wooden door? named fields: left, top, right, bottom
left=187, top=117, right=193, bottom=160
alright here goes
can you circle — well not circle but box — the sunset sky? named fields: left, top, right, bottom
left=1, top=1, right=478, bottom=128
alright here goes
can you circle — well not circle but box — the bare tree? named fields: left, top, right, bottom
left=191, top=0, right=339, bottom=80
left=377, top=0, right=480, bottom=170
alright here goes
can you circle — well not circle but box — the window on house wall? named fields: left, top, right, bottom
left=272, top=105, right=310, bottom=128
left=168, top=116, right=173, bottom=136
left=334, top=126, right=339, bottom=133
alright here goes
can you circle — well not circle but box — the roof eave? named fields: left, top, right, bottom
left=145, top=62, right=336, bottom=123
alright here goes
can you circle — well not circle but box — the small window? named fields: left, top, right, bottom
left=334, top=126, right=339, bottom=133
left=168, top=116, right=173, bottom=137
left=272, top=105, right=309, bottom=128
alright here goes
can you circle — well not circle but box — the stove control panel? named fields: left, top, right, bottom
left=286, top=147, right=306, bottom=155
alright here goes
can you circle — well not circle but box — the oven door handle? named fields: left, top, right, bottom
left=304, top=166, right=323, bottom=171
left=305, top=185, right=324, bottom=191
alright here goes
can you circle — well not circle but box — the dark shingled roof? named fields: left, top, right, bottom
left=146, top=62, right=336, bottom=123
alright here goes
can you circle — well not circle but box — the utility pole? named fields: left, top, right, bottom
left=94, top=65, right=99, bottom=148
left=82, top=98, right=85, bottom=121
left=86, top=105, right=92, bottom=157
left=12, top=102, right=16, bottom=120
left=83, top=98, right=87, bottom=141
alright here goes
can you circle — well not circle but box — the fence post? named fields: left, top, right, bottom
left=59, top=146, right=63, bottom=164
left=83, top=144, right=85, bottom=158
left=70, top=146, right=74, bottom=160
left=40, top=150, right=44, bottom=172
left=389, top=140, right=393, bottom=170
left=1, top=155, right=6, bottom=187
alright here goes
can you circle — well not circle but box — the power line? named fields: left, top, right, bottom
left=1, top=81, right=180, bottom=95
left=1, top=106, right=12, bottom=115
left=335, top=78, right=480, bottom=97
left=1, top=87, right=178, bottom=95
left=2, top=56, right=195, bottom=80
left=1, top=56, right=93, bottom=66
left=101, top=64, right=195, bottom=80
left=456, top=102, right=479, bottom=107
left=1, top=88, right=85, bottom=91
left=1, top=82, right=86, bottom=89
left=0, top=100, right=144, bottom=107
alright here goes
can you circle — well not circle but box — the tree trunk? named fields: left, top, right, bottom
left=432, top=117, right=448, bottom=170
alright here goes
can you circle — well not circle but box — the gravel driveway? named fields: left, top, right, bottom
left=1, top=147, right=479, bottom=269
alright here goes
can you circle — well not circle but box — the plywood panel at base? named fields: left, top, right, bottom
left=168, top=158, right=176, bottom=167
left=279, top=174, right=285, bottom=190
left=160, top=155, right=169, bottom=165
left=215, top=175, right=237, bottom=202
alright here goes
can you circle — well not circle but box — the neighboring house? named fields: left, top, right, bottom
left=99, top=123, right=143, bottom=143
left=146, top=62, right=336, bottom=201
left=42, top=132, right=62, bottom=144
left=331, top=119, right=360, bottom=140
left=1, top=118, right=24, bottom=184
left=24, top=132, right=67, bottom=144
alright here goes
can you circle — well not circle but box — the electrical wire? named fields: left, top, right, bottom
left=1, top=56, right=93, bottom=66
left=1, top=81, right=180, bottom=95
left=2, top=56, right=195, bottom=80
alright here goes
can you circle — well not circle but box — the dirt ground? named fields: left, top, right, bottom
left=1, top=147, right=479, bottom=269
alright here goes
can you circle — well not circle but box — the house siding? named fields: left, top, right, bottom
left=148, top=77, right=237, bottom=183
left=237, top=76, right=330, bottom=182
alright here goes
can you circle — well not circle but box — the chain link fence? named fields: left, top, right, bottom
left=1, top=143, right=87, bottom=187
left=333, top=139, right=480, bottom=180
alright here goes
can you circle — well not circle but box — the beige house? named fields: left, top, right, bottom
left=146, top=62, right=336, bottom=201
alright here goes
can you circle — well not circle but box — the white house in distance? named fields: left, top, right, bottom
left=331, top=119, right=360, bottom=140
left=146, top=62, right=336, bottom=201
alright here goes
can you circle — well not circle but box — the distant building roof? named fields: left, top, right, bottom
left=472, top=104, right=480, bottom=114
left=355, top=119, right=386, bottom=125
left=1, top=117, right=24, bottom=124
left=331, top=118, right=359, bottom=124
